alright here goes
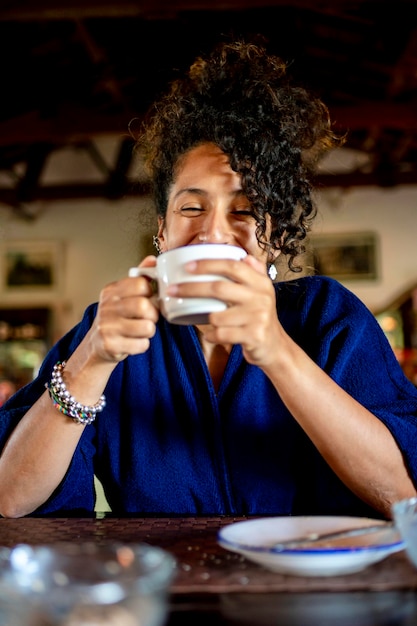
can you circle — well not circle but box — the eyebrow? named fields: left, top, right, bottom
left=172, top=187, right=245, bottom=200
left=173, top=187, right=206, bottom=199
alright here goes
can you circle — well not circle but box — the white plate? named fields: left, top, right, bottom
left=218, top=516, right=404, bottom=577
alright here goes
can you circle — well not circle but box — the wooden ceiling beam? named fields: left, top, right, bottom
left=329, top=103, right=417, bottom=131
left=0, top=110, right=137, bottom=147
left=1, top=101, right=417, bottom=150
left=0, top=181, right=151, bottom=207
left=1, top=167, right=417, bottom=211
left=0, top=1, right=342, bottom=21
left=16, top=143, right=52, bottom=202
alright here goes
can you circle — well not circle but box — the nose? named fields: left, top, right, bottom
left=198, top=208, right=231, bottom=243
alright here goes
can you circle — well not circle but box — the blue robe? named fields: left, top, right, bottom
left=1, top=275, right=417, bottom=517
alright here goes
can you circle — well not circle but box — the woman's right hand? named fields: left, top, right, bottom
left=89, top=255, right=160, bottom=363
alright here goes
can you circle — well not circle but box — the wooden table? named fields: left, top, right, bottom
left=1, top=515, right=417, bottom=625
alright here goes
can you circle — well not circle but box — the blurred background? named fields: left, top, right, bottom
left=1, top=0, right=417, bottom=397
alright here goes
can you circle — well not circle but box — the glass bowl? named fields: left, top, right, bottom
left=392, top=496, right=417, bottom=568
left=0, top=542, right=176, bottom=626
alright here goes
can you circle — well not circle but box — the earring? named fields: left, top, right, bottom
left=268, top=263, right=278, bottom=281
left=152, top=235, right=162, bottom=255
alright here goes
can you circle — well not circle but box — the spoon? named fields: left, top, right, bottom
left=271, top=521, right=396, bottom=551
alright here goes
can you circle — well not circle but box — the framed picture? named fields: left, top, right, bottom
left=309, top=232, right=378, bottom=281
left=0, top=240, right=63, bottom=296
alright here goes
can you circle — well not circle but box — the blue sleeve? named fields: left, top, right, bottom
left=0, top=304, right=99, bottom=515
left=284, top=276, right=417, bottom=486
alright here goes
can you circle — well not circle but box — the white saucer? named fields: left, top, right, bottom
left=218, top=516, right=404, bottom=577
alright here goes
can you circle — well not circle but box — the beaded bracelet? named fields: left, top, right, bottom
left=45, top=360, right=106, bottom=425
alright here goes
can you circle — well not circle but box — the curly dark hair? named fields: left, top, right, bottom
left=139, top=40, right=344, bottom=271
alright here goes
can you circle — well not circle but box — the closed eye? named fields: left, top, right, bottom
left=180, top=207, right=204, bottom=216
left=232, top=209, right=256, bottom=220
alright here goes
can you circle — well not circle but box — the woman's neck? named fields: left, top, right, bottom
left=195, top=326, right=232, bottom=392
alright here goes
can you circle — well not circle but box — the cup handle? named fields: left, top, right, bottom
left=128, top=266, right=158, bottom=280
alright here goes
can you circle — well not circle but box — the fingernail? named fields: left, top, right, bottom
left=166, top=284, right=179, bottom=295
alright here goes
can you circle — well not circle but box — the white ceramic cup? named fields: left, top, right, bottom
left=128, top=243, right=247, bottom=325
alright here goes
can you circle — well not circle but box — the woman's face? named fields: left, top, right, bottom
left=157, top=143, right=273, bottom=264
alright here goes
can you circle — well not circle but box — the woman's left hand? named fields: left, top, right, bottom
left=166, top=255, right=283, bottom=367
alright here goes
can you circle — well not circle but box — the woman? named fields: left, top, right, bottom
left=0, top=41, right=416, bottom=519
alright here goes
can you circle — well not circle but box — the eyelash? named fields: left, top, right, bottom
left=234, top=209, right=254, bottom=216
left=180, top=207, right=203, bottom=215
left=179, top=207, right=254, bottom=218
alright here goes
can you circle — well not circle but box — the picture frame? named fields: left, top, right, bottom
left=0, top=240, right=63, bottom=297
left=309, top=232, right=378, bottom=281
